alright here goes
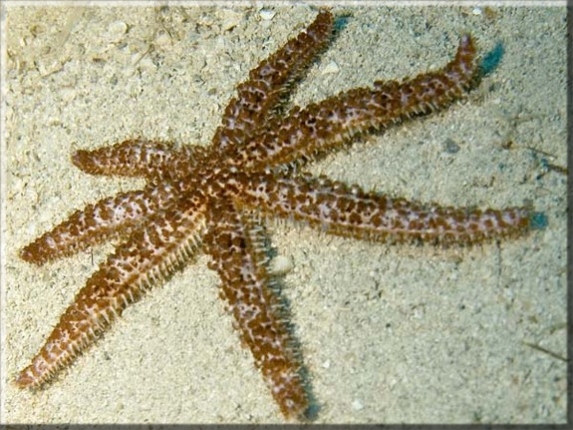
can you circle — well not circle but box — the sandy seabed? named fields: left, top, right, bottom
left=2, top=3, right=567, bottom=424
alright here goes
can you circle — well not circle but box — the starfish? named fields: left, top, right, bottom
left=15, top=9, right=536, bottom=421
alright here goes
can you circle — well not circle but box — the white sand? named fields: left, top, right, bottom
left=2, top=3, right=566, bottom=424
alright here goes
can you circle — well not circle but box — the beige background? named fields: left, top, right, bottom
left=2, top=2, right=567, bottom=424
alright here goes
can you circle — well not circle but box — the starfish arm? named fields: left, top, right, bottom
left=238, top=173, right=532, bottom=245
left=214, top=9, right=334, bottom=151
left=241, top=34, right=478, bottom=170
left=72, top=139, right=204, bottom=180
left=15, top=195, right=207, bottom=389
left=204, top=203, right=308, bottom=420
left=20, top=182, right=179, bottom=265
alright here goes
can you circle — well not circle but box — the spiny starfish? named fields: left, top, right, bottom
left=15, top=9, right=535, bottom=420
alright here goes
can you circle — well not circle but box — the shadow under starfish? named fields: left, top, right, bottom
left=15, top=9, right=540, bottom=421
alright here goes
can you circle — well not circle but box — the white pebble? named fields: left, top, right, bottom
left=321, top=61, right=340, bottom=75
left=259, top=9, right=276, bottom=21
left=352, top=399, right=364, bottom=410
left=107, top=21, right=127, bottom=43
left=269, top=254, right=294, bottom=275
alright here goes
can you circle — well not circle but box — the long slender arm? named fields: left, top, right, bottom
left=237, top=172, right=532, bottom=246
left=213, top=9, right=334, bottom=151
left=204, top=202, right=308, bottom=420
left=15, top=195, right=206, bottom=388
left=239, top=34, right=479, bottom=171
left=20, top=182, right=180, bottom=265
left=72, top=139, right=205, bottom=180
